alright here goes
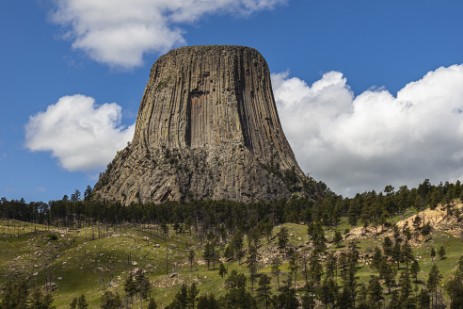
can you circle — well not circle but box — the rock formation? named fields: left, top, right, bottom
left=94, top=45, right=313, bottom=204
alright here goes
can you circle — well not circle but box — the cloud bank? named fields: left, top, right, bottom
left=25, top=95, right=134, bottom=172
left=26, top=65, right=463, bottom=195
left=50, top=0, right=286, bottom=68
left=272, top=65, right=463, bottom=196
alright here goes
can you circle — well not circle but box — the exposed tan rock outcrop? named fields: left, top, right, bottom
left=94, top=45, right=313, bottom=204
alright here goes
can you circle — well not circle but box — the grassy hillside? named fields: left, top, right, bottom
left=1, top=202, right=463, bottom=308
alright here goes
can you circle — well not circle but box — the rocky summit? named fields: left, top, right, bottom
left=94, top=45, right=312, bottom=204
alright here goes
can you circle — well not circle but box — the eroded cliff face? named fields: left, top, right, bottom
left=94, top=45, right=310, bottom=204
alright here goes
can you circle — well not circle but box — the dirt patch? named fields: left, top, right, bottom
left=345, top=201, right=463, bottom=245
left=396, top=202, right=463, bottom=234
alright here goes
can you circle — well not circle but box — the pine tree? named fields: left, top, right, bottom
left=70, top=297, right=77, bottom=309
left=167, top=284, right=188, bottom=309
left=399, top=269, right=412, bottom=302
left=288, top=250, right=300, bottom=284
left=411, top=260, right=420, bottom=284
left=230, top=232, right=244, bottom=264
left=301, top=284, right=316, bottom=309
left=438, top=246, right=446, bottom=260
left=308, top=250, right=323, bottom=285
left=100, top=291, right=122, bottom=309
left=256, top=274, right=272, bottom=309
left=401, top=240, right=415, bottom=267
left=84, top=185, right=93, bottom=201
left=71, top=189, right=81, bottom=202
left=339, top=252, right=349, bottom=284
left=272, top=275, right=299, bottom=309
left=203, top=242, right=212, bottom=270
left=197, top=294, right=220, bottom=309
left=271, top=255, right=282, bottom=288
left=307, top=221, right=326, bottom=253
left=325, top=251, right=338, bottom=279
left=383, top=237, right=394, bottom=257
left=320, top=277, right=338, bottom=308
left=430, top=247, right=436, bottom=262
left=387, top=290, right=400, bottom=309
left=188, top=249, right=195, bottom=271
left=0, top=279, right=29, bottom=309
left=277, top=227, right=289, bottom=255
left=247, top=241, right=259, bottom=291
left=403, top=227, right=412, bottom=241
left=124, top=273, right=137, bottom=305
left=412, top=215, right=422, bottom=231
left=221, top=271, right=256, bottom=309
left=29, top=288, right=54, bottom=309
left=379, top=259, right=396, bottom=294
left=445, top=257, right=463, bottom=309
left=418, top=289, right=430, bottom=309
left=367, top=275, right=384, bottom=309
left=135, top=269, right=151, bottom=302
left=427, top=264, right=442, bottom=308
left=337, top=286, right=353, bottom=309
left=371, top=247, right=384, bottom=271
left=77, top=294, right=88, bottom=309
left=188, top=283, right=199, bottom=309
left=348, top=203, right=359, bottom=226
left=392, top=241, right=402, bottom=269
left=446, top=276, right=463, bottom=309
left=356, top=283, right=368, bottom=307
left=344, top=241, right=360, bottom=303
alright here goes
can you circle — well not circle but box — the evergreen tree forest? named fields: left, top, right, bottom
left=2, top=179, right=463, bottom=308
left=2, top=179, right=462, bottom=230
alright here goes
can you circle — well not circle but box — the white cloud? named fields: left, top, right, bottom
left=25, top=95, right=134, bottom=172
left=25, top=66, right=463, bottom=196
left=50, top=0, right=286, bottom=68
left=272, top=65, right=463, bottom=196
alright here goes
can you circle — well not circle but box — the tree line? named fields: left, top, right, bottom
left=2, top=179, right=463, bottom=232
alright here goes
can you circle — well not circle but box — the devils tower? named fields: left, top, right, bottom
left=94, top=45, right=310, bottom=204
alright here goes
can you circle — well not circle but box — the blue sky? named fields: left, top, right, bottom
left=1, top=0, right=463, bottom=201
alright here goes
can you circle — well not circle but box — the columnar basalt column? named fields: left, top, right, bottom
left=94, top=45, right=310, bottom=204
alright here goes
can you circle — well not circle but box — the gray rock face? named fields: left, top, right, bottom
left=94, top=45, right=309, bottom=204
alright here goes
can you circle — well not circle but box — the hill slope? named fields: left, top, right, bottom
left=1, top=202, right=463, bottom=307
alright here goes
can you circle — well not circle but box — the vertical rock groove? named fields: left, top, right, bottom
left=94, top=45, right=310, bottom=205
left=185, top=92, right=192, bottom=148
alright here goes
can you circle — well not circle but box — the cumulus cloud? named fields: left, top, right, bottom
left=25, top=95, right=134, bottom=172
left=272, top=65, right=463, bottom=196
left=50, top=0, right=286, bottom=68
